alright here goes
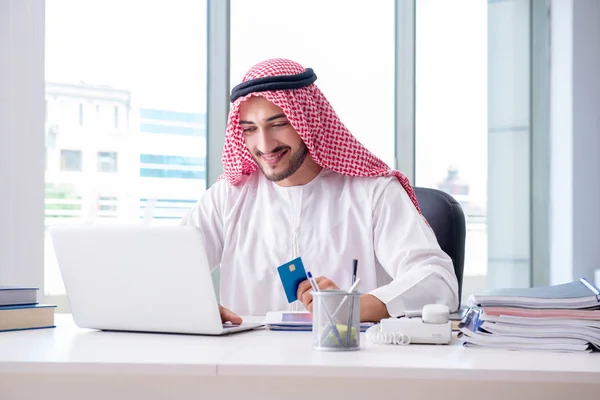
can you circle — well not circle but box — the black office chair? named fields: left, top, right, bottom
left=413, top=187, right=466, bottom=305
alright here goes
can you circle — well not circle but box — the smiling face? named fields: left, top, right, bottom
left=239, top=96, right=321, bottom=186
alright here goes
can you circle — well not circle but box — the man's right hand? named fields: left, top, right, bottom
left=219, top=305, right=243, bottom=325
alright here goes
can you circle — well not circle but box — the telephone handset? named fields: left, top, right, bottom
left=365, top=304, right=452, bottom=345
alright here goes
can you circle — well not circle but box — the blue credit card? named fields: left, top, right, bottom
left=277, top=257, right=307, bottom=303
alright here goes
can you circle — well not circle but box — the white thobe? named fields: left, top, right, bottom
left=181, top=168, right=459, bottom=317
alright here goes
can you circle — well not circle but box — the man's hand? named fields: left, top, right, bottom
left=359, top=294, right=390, bottom=322
left=219, top=305, right=243, bottom=324
left=296, top=276, right=339, bottom=312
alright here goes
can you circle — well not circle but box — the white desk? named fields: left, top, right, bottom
left=0, top=314, right=598, bottom=400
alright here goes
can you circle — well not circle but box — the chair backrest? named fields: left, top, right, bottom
left=413, top=187, right=466, bottom=304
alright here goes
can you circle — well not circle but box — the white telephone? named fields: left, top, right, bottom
left=366, top=304, right=452, bottom=345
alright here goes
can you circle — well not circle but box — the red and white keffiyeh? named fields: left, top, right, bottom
left=221, top=58, right=422, bottom=213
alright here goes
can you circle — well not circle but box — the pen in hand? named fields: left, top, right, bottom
left=306, top=271, right=320, bottom=293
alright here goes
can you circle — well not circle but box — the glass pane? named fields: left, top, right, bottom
left=44, top=0, right=208, bottom=300
left=60, top=150, right=82, bottom=172
left=230, top=0, right=396, bottom=167
left=415, top=0, right=531, bottom=303
left=97, top=151, right=118, bottom=173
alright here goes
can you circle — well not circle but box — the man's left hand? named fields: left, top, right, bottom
left=296, top=276, right=339, bottom=312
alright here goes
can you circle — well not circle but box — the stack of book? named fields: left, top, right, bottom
left=0, top=285, right=56, bottom=333
left=458, top=278, right=600, bottom=353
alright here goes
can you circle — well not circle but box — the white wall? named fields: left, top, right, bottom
left=0, top=0, right=46, bottom=292
left=550, top=0, right=600, bottom=284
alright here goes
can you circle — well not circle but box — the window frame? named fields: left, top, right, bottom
left=1, top=0, right=549, bottom=308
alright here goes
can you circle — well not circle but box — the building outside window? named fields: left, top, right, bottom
left=97, top=151, right=118, bottom=173
left=44, top=0, right=208, bottom=300
left=60, top=150, right=82, bottom=172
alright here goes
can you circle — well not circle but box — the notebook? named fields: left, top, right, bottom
left=467, top=278, right=600, bottom=309
left=0, top=286, right=38, bottom=306
left=0, top=304, right=56, bottom=332
left=264, top=311, right=374, bottom=332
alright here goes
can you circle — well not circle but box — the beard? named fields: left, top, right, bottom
left=254, top=142, right=309, bottom=182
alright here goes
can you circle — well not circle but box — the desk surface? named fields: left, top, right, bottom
left=0, top=314, right=599, bottom=384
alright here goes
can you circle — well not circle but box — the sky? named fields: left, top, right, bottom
left=45, top=0, right=488, bottom=204
left=45, top=0, right=208, bottom=112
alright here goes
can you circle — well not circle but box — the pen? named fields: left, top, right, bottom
left=309, top=272, right=361, bottom=316
left=326, top=278, right=362, bottom=319
left=345, top=277, right=360, bottom=344
left=306, top=271, right=320, bottom=292
left=307, top=271, right=344, bottom=346
left=347, top=259, right=359, bottom=343
left=347, top=278, right=362, bottom=295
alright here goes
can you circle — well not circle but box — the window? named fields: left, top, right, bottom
left=44, top=0, right=208, bottom=301
left=230, top=0, right=396, bottom=167
left=415, top=0, right=532, bottom=301
left=2, top=0, right=552, bottom=313
left=139, top=153, right=205, bottom=179
left=140, top=109, right=204, bottom=124
left=139, top=123, right=203, bottom=136
left=97, top=196, right=118, bottom=215
left=60, top=150, right=82, bottom=172
left=45, top=183, right=83, bottom=220
left=139, top=198, right=198, bottom=222
left=97, top=152, right=118, bottom=173
left=140, top=169, right=206, bottom=180
left=139, top=109, right=205, bottom=136
left=140, top=154, right=205, bottom=166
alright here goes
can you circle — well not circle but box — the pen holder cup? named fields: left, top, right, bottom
left=312, top=291, right=361, bottom=351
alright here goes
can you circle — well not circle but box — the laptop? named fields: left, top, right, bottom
left=49, top=225, right=263, bottom=335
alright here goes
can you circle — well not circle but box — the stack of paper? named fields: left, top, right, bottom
left=458, top=279, right=600, bottom=353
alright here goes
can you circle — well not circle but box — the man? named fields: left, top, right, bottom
left=182, top=58, right=459, bottom=324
